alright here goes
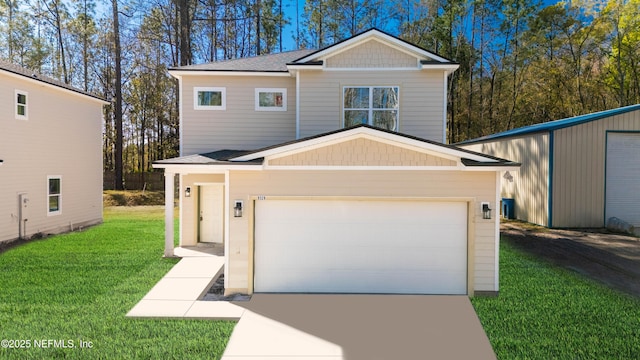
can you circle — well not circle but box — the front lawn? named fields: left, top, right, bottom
left=0, top=206, right=234, bottom=359
left=472, top=237, right=640, bottom=359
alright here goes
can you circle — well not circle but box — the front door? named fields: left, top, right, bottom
left=199, top=184, right=224, bottom=243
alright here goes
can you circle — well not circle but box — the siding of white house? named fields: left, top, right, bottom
left=180, top=75, right=297, bottom=156
left=226, top=169, right=498, bottom=295
left=297, top=69, right=445, bottom=141
left=461, top=133, right=550, bottom=227
left=0, top=71, right=104, bottom=242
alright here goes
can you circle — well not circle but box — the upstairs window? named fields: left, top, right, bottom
left=16, top=90, right=28, bottom=120
left=255, top=88, right=287, bottom=111
left=343, top=86, right=399, bottom=131
left=48, top=176, right=61, bottom=215
left=194, top=87, right=226, bottom=110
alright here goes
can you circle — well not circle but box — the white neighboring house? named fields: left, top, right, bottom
left=0, top=62, right=107, bottom=242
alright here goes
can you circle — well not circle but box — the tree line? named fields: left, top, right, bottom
left=1, top=0, right=639, bottom=188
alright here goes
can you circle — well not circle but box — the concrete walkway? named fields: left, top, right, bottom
left=126, top=246, right=245, bottom=319
left=128, top=248, right=496, bottom=359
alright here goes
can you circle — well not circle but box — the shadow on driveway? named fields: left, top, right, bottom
left=224, top=294, right=496, bottom=359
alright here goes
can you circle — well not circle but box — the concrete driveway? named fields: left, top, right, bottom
left=222, top=294, right=496, bottom=360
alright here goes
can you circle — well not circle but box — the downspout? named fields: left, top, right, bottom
left=443, top=72, right=448, bottom=144
left=295, top=71, right=300, bottom=139
left=548, top=130, right=554, bottom=228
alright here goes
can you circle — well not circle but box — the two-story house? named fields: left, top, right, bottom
left=154, top=29, right=519, bottom=297
left=0, top=62, right=106, bottom=243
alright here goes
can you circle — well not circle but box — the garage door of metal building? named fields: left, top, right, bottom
left=606, top=132, right=640, bottom=227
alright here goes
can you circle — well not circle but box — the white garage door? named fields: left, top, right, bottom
left=606, top=133, right=640, bottom=227
left=254, top=199, right=468, bottom=294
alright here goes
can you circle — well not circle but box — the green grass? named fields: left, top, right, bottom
left=0, top=207, right=234, bottom=359
left=472, top=238, right=640, bottom=359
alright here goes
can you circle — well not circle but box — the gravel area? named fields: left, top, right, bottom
left=501, top=221, right=640, bottom=298
left=202, top=274, right=251, bottom=301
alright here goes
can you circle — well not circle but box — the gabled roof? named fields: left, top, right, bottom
left=168, top=50, right=315, bottom=73
left=154, top=150, right=260, bottom=165
left=154, top=125, right=519, bottom=170
left=0, top=61, right=107, bottom=103
left=168, top=28, right=458, bottom=76
left=458, top=104, right=640, bottom=145
left=291, top=28, right=454, bottom=64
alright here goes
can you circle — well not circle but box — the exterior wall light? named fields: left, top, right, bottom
left=185, top=186, right=191, bottom=197
left=234, top=200, right=243, bottom=217
left=482, top=202, right=492, bottom=219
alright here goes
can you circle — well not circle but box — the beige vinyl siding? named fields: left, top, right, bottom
left=461, top=133, right=549, bottom=227
left=226, top=170, right=498, bottom=294
left=268, top=138, right=457, bottom=166
left=0, top=72, right=103, bottom=242
left=180, top=75, right=296, bottom=155
left=552, top=110, right=640, bottom=227
left=325, top=39, right=418, bottom=68
left=298, top=70, right=445, bottom=141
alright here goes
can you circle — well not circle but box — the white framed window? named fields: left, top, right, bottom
left=16, top=90, right=28, bottom=120
left=47, top=176, right=62, bottom=216
left=343, top=86, right=399, bottom=131
left=255, top=88, right=287, bottom=111
left=194, top=87, right=226, bottom=110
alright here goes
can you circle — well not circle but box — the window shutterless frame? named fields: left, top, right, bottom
left=47, top=176, right=62, bottom=216
left=15, top=90, right=28, bottom=120
left=194, top=87, right=226, bottom=110
left=255, top=88, right=287, bottom=111
left=343, top=86, right=399, bottom=131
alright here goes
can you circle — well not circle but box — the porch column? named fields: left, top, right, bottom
left=164, top=172, right=175, bottom=257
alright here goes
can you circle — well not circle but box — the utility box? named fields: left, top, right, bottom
left=502, top=198, right=515, bottom=219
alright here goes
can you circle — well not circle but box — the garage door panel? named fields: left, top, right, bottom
left=258, top=269, right=467, bottom=294
left=254, top=199, right=468, bottom=294
left=606, top=133, right=640, bottom=227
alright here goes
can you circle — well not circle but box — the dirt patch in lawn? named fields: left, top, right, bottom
left=501, top=221, right=640, bottom=298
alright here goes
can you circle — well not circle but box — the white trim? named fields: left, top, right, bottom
left=325, top=67, right=420, bottom=71
left=170, top=70, right=291, bottom=78
left=286, top=65, right=323, bottom=71
left=47, top=175, right=62, bottom=216
left=223, top=170, right=230, bottom=290
left=263, top=165, right=518, bottom=172
left=232, top=127, right=495, bottom=163
left=178, top=78, right=184, bottom=155
left=255, top=88, right=287, bottom=112
left=421, top=64, right=460, bottom=72
left=15, top=89, right=28, bottom=120
left=152, top=164, right=263, bottom=173
left=264, top=165, right=463, bottom=171
left=194, top=87, right=226, bottom=110
left=295, top=72, right=300, bottom=139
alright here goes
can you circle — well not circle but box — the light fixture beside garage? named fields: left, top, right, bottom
left=184, top=186, right=191, bottom=197
left=234, top=200, right=243, bottom=217
left=481, top=202, right=492, bottom=219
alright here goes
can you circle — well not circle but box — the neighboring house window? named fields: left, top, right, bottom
left=16, top=90, right=28, bottom=120
left=194, top=87, right=226, bottom=110
left=255, top=88, right=287, bottom=111
left=48, top=176, right=62, bottom=215
left=343, top=86, right=399, bottom=131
